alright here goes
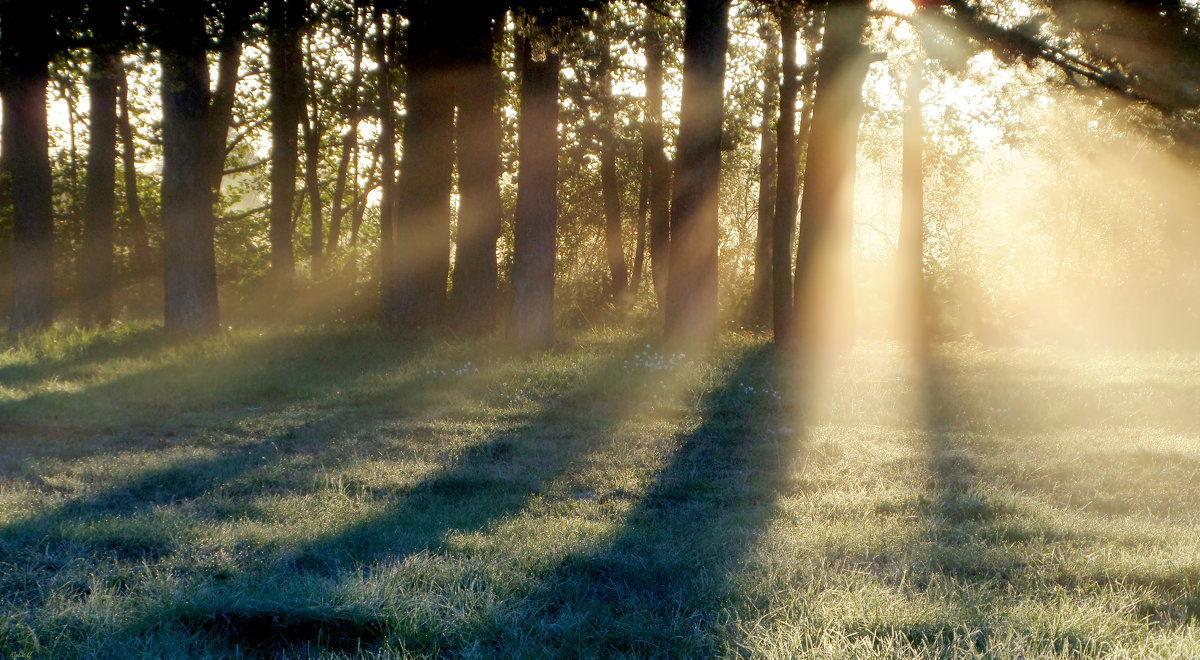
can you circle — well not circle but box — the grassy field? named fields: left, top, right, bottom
left=1, top=323, right=1198, bottom=658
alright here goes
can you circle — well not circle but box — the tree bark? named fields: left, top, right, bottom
left=303, top=98, right=324, bottom=277
left=204, top=5, right=249, bottom=205
left=117, top=70, right=151, bottom=277
left=268, top=0, right=303, bottom=296
left=327, top=5, right=365, bottom=255
left=159, top=0, right=220, bottom=334
left=643, top=9, right=671, bottom=308
left=750, top=20, right=778, bottom=328
left=80, top=9, right=122, bottom=328
left=375, top=4, right=399, bottom=324
left=449, top=8, right=504, bottom=334
left=386, top=2, right=456, bottom=331
left=598, top=13, right=628, bottom=305
left=665, top=0, right=730, bottom=344
left=899, top=56, right=928, bottom=353
left=792, top=0, right=871, bottom=353
left=772, top=11, right=798, bottom=344
left=2, top=4, right=55, bottom=333
left=509, top=33, right=560, bottom=348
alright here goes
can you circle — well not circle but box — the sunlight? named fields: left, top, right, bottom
left=878, top=0, right=916, bottom=16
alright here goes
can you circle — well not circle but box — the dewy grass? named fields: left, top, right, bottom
left=1, top=325, right=1198, bottom=657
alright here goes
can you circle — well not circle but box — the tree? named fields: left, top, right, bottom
left=116, top=69, right=151, bottom=278
left=385, top=1, right=456, bottom=331
left=375, top=2, right=398, bottom=325
left=643, top=7, right=671, bottom=307
left=1, top=2, right=56, bottom=333
left=596, top=7, right=629, bottom=306
left=792, top=0, right=871, bottom=353
left=449, top=7, right=505, bottom=335
left=771, top=7, right=798, bottom=344
left=268, top=0, right=304, bottom=296
left=749, top=18, right=778, bottom=327
left=665, top=0, right=730, bottom=344
left=510, top=26, right=562, bottom=348
left=898, top=54, right=928, bottom=354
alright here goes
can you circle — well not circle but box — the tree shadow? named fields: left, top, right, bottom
left=0, top=325, right=170, bottom=391
left=480, top=344, right=802, bottom=655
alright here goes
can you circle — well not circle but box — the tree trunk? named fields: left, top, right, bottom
left=899, top=56, right=928, bottom=353
left=793, top=8, right=823, bottom=211
left=303, top=101, right=324, bottom=277
left=664, top=0, right=730, bottom=344
left=386, top=3, right=456, bottom=331
left=117, top=70, right=151, bottom=277
left=598, top=15, right=628, bottom=305
left=375, top=5, right=398, bottom=324
left=80, top=13, right=122, bottom=328
left=792, top=0, right=871, bottom=353
left=159, top=1, right=220, bottom=334
left=2, top=5, right=55, bottom=333
left=449, top=8, right=504, bottom=335
left=643, top=9, right=671, bottom=308
left=630, top=139, right=649, bottom=295
left=772, top=11, right=799, bottom=344
left=327, top=5, right=365, bottom=255
left=268, top=0, right=303, bottom=296
left=509, top=33, right=560, bottom=348
left=750, top=20, right=778, bottom=328
left=204, top=6, right=248, bottom=205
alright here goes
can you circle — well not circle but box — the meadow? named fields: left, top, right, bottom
left=0, top=324, right=1198, bottom=657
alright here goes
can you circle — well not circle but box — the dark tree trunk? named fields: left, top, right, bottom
left=899, top=56, right=928, bottom=352
left=204, top=7, right=248, bottom=205
left=772, top=11, right=799, bottom=344
left=80, top=16, right=122, bottom=328
left=2, top=5, right=55, bottom=333
left=303, top=101, right=324, bottom=277
left=375, top=5, right=398, bottom=322
left=750, top=21, right=778, bottom=328
left=630, top=140, right=649, bottom=295
left=327, top=5, right=365, bottom=254
left=386, top=3, right=456, bottom=331
left=598, top=17, right=628, bottom=305
left=449, top=9, right=504, bottom=334
left=268, top=0, right=303, bottom=295
left=793, top=8, right=823, bottom=211
left=792, top=0, right=871, bottom=353
left=509, top=34, right=560, bottom=348
left=159, top=1, right=220, bottom=334
left=665, top=0, right=730, bottom=344
left=643, top=10, right=670, bottom=307
left=117, top=70, right=151, bottom=277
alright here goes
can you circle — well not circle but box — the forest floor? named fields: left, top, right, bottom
left=0, top=323, right=1198, bottom=658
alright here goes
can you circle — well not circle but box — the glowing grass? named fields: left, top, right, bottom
left=0, top=325, right=1198, bottom=657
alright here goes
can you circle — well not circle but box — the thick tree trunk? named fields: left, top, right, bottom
left=750, top=21, right=778, bottom=327
left=792, top=0, right=871, bottom=353
left=2, top=5, right=55, bottom=333
left=80, top=23, right=122, bottom=328
left=160, top=1, right=220, bottom=334
left=268, top=0, right=303, bottom=296
left=509, top=34, right=560, bottom=348
left=665, top=0, right=730, bottom=344
left=598, top=17, right=628, bottom=305
left=327, top=6, right=365, bottom=254
left=386, top=3, right=455, bottom=331
left=643, top=10, right=670, bottom=308
left=449, top=9, right=504, bottom=335
left=117, top=70, right=151, bottom=277
left=772, top=12, right=799, bottom=344
left=899, top=56, right=928, bottom=353
left=375, top=5, right=399, bottom=323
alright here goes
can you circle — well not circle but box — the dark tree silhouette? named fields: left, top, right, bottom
left=643, top=8, right=671, bottom=307
left=375, top=3, right=399, bottom=325
left=2, top=3, right=56, bottom=333
left=772, top=8, right=798, bottom=344
left=665, top=0, right=730, bottom=343
left=268, top=0, right=304, bottom=295
left=117, top=70, right=151, bottom=278
left=597, top=8, right=629, bottom=305
left=750, top=19, right=778, bottom=327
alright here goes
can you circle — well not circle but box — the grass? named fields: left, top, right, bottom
left=1, top=322, right=1199, bottom=657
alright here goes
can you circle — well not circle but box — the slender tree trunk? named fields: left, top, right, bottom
left=598, top=14, right=628, bottom=305
left=449, top=8, right=504, bottom=334
left=80, top=16, right=122, bottom=328
left=387, top=4, right=455, bottom=331
left=644, top=9, right=671, bottom=308
left=750, top=21, right=778, bottom=328
left=268, top=0, right=303, bottom=296
left=303, top=101, right=324, bottom=277
left=509, top=33, right=560, bottom=348
left=899, top=56, right=928, bottom=353
left=375, top=5, right=398, bottom=324
left=204, top=8, right=248, bottom=205
left=793, top=8, right=823, bottom=211
left=772, top=11, right=799, bottom=344
left=792, top=0, right=871, bottom=353
left=159, top=1, right=220, bottom=334
left=2, top=5, right=55, bottom=333
left=630, top=142, right=649, bottom=295
left=327, top=6, right=365, bottom=254
left=665, top=0, right=730, bottom=344
left=117, top=70, right=151, bottom=276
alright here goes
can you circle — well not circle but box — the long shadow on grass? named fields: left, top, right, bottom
left=483, top=344, right=798, bottom=656
left=0, top=326, right=170, bottom=391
